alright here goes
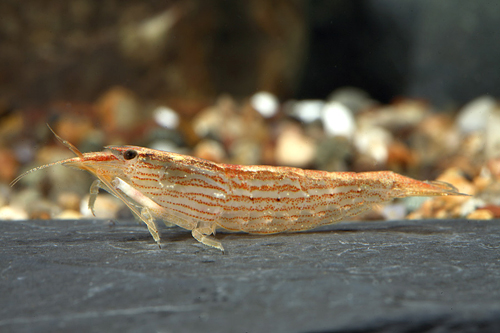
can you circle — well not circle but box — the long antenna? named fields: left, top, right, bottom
left=10, top=125, right=83, bottom=186
left=47, top=124, right=84, bottom=158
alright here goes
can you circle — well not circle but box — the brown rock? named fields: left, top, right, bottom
left=57, top=192, right=82, bottom=212
left=478, top=204, right=500, bottom=218
left=55, top=209, right=83, bottom=220
left=386, top=141, right=417, bottom=173
left=275, top=122, right=316, bottom=168
left=0, top=147, right=19, bottom=183
left=193, top=139, right=226, bottom=163
left=96, top=87, right=141, bottom=134
left=466, top=209, right=494, bottom=220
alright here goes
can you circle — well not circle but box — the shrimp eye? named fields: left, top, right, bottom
left=123, top=149, right=138, bottom=160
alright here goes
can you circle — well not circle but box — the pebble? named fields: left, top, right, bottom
left=53, top=114, right=93, bottom=148
left=287, top=100, right=324, bottom=123
left=28, top=199, right=61, bottom=220
left=321, top=101, right=356, bottom=138
left=473, top=168, right=493, bottom=193
left=381, top=203, right=407, bottom=221
left=386, top=141, right=416, bottom=172
left=275, top=123, right=316, bottom=167
left=57, top=192, right=82, bottom=212
left=411, top=114, right=460, bottom=166
left=327, top=87, right=375, bottom=113
left=314, top=137, right=351, bottom=172
left=55, top=209, right=83, bottom=219
left=0, top=206, right=28, bottom=220
left=459, top=197, right=486, bottom=217
left=9, top=188, right=49, bottom=219
left=354, top=125, right=392, bottom=166
left=477, top=204, right=500, bottom=218
left=153, top=106, right=180, bottom=129
left=193, top=139, right=227, bottom=163
left=192, top=96, right=239, bottom=141
left=192, top=106, right=222, bottom=139
left=456, top=95, right=497, bottom=134
left=230, top=141, right=262, bottom=166
left=250, top=91, right=279, bottom=118
left=358, top=99, right=428, bottom=131
left=466, top=209, right=494, bottom=220
left=0, top=147, right=19, bottom=183
left=96, top=87, right=140, bottom=133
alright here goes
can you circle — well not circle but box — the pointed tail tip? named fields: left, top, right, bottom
left=423, top=180, right=471, bottom=196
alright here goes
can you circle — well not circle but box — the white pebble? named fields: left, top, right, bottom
left=0, top=206, right=28, bottom=220
left=354, top=126, right=392, bottom=165
left=456, top=96, right=497, bottom=134
left=381, top=203, right=407, bottom=220
left=288, top=100, right=325, bottom=123
left=321, top=101, right=356, bottom=138
left=153, top=106, right=180, bottom=129
left=250, top=91, right=279, bottom=118
left=459, top=197, right=485, bottom=217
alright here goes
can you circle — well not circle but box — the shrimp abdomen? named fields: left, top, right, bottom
left=217, top=169, right=463, bottom=234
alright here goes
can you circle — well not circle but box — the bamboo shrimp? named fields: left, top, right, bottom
left=11, top=129, right=467, bottom=251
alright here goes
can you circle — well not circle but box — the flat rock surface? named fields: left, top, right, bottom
left=1, top=218, right=500, bottom=332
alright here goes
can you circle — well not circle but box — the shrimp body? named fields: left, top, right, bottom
left=12, top=132, right=466, bottom=251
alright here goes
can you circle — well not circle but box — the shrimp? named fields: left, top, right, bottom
left=11, top=129, right=467, bottom=251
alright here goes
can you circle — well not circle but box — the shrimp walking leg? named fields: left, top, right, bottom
left=140, top=207, right=160, bottom=246
left=88, top=179, right=102, bottom=216
left=89, top=178, right=161, bottom=246
left=191, top=221, right=224, bottom=252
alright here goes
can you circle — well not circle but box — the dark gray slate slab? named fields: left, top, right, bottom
left=1, top=218, right=500, bottom=332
